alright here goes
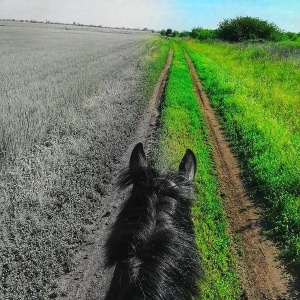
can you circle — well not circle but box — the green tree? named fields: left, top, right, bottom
left=166, top=28, right=173, bottom=37
left=172, top=30, right=179, bottom=37
left=160, top=29, right=166, bottom=36
left=217, top=16, right=283, bottom=42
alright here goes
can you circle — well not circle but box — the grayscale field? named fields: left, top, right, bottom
left=0, top=21, right=168, bottom=299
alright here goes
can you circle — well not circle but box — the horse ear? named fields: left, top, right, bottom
left=129, top=143, right=147, bottom=171
left=179, top=149, right=197, bottom=181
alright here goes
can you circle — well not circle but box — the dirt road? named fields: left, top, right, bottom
left=185, top=51, right=298, bottom=300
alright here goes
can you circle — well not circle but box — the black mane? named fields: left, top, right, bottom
left=104, top=143, right=200, bottom=300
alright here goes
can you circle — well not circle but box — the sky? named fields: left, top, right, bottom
left=0, top=0, right=299, bottom=32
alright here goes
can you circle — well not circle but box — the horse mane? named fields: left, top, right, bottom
left=104, top=143, right=200, bottom=300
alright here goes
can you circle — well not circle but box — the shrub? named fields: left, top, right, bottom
left=217, top=16, right=283, bottom=42
left=283, top=32, right=300, bottom=42
left=166, top=28, right=173, bottom=37
left=171, top=30, right=179, bottom=37
left=179, top=31, right=191, bottom=38
left=160, top=29, right=166, bottom=36
left=191, top=27, right=217, bottom=41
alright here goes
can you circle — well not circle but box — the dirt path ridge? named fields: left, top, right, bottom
left=184, top=51, right=296, bottom=300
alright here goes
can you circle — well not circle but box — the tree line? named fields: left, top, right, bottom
left=160, top=16, right=300, bottom=43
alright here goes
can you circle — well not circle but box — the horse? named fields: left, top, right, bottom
left=104, top=142, right=200, bottom=299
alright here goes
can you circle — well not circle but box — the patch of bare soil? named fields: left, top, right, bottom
left=55, top=48, right=173, bottom=300
left=185, top=52, right=298, bottom=300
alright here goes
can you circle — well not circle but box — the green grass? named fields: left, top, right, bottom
left=158, top=42, right=241, bottom=299
left=181, top=39, right=300, bottom=266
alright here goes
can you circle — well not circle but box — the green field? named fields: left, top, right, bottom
left=181, top=39, right=300, bottom=266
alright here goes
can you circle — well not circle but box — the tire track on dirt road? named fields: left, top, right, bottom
left=56, top=48, right=173, bottom=300
left=184, top=51, right=297, bottom=300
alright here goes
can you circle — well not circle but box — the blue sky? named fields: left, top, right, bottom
left=0, top=0, right=299, bottom=32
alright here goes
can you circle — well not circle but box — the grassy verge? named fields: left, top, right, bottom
left=0, top=32, right=169, bottom=299
left=181, top=39, right=300, bottom=266
left=139, top=37, right=170, bottom=110
left=158, top=42, right=241, bottom=299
